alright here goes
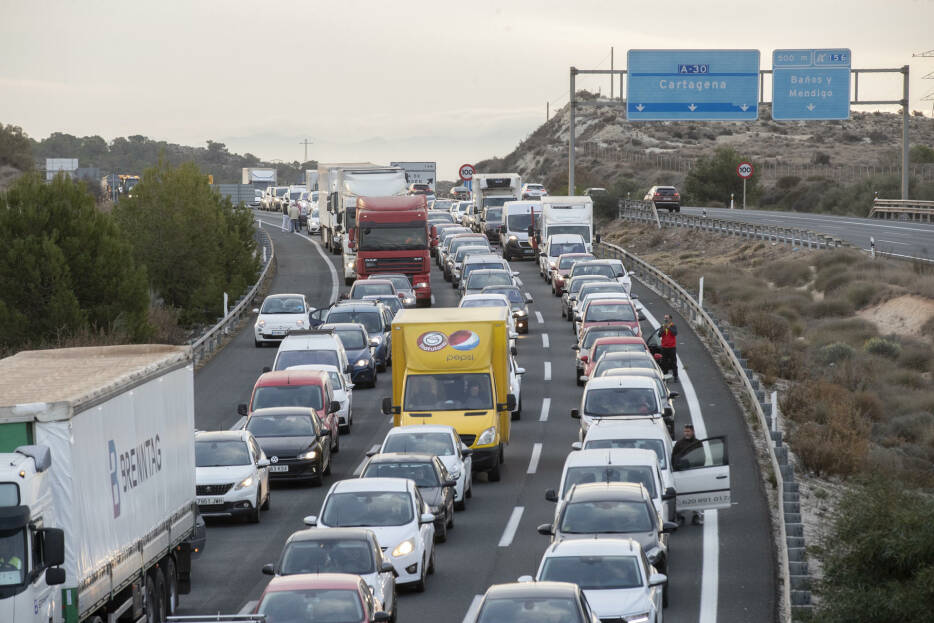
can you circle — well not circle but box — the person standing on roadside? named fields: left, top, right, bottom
left=657, top=313, right=679, bottom=382
left=288, top=200, right=300, bottom=234
left=280, top=197, right=290, bottom=232
left=672, top=424, right=703, bottom=525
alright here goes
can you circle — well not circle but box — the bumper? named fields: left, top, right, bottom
left=268, top=458, right=322, bottom=480
left=505, top=240, right=536, bottom=258
left=387, top=549, right=424, bottom=585
left=470, top=444, right=500, bottom=471
left=197, top=486, right=258, bottom=517
left=514, top=315, right=529, bottom=333
left=350, top=366, right=377, bottom=384
left=337, top=407, right=350, bottom=426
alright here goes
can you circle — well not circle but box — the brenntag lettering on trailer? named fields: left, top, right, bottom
left=108, top=434, right=163, bottom=519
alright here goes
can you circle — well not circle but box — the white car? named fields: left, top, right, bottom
left=272, top=330, right=351, bottom=389
left=547, top=448, right=673, bottom=523
left=520, top=538, right=666, bottom=622
left=253, top=293, right=313, bottom=347
left=305, top=478, right=436, bottom=591
left=508, top=355, right=526, bottom=421
left=287, top=364, right=354, bottom=433
left=459, top=293, right=520, bottom=354
left=538, top=234, right=588, bottom=282
left=521, top=182, right=548, bottom=199
left=194, top=430, right=270, bottom=523
left=572, top=376, right=669, bottom=441
left=375, top=425, right=474, bottom=509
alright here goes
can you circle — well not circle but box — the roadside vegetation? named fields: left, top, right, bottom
left=0, top=161, right=259, bottom=355
left=604, top=222, right=934, bottom=620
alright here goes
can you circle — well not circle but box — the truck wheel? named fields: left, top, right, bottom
left=164, top=557, right=179, bottom=615
left=146, top=571, right=166, bottom=623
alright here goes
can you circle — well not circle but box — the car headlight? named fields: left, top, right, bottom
left=508, top=235, right=517, bottom=242
left=448, top=467, right=462, bottom=479
left=370, top=336, right=382, bottom=346
left=297, top=448, right=318, bottom=460
left=354, top=358, right=369, bottom=367
left=391, top=539, right=415, bottom=558
left=625, top=614, right=651, bottom=623
left=514, top=309, right=527, bottom=317
left=549, top=261, right=557, bottom=269
left=476, top=426, right=497, bottom=446
left=234, top=475, right=254, bottom=491
left=295, top=319, right=305, bottom=326
left=345, top=262, right=354, bottom=270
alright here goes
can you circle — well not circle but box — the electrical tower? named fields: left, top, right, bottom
left=914, top=49, right=934, bottom=115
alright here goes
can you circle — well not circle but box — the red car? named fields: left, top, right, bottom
left=255, top=573, right=391, bottom=623
left=575, top=298, right=643, bottom=340
left=582, top=336, right=652, bottom=380
left=551, top=253, right=596, bottom=296
left=239, top=369, right=340, bottom=452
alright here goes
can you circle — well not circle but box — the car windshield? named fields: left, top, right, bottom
left=550, top=242, right=587, bottom=257
left=351, top=283, right=394, bottom=297
left=261, top=297, right=306, bottom=314
left=461, top=298, right=508, bottom=309
left=451, top=239, right=487, bottom=254
left=582, top=328, right=634, bottom=348
left=484, top=207, right=503, bottom=223
left=559, top=255, right=593, bottom=269
left=595, top=359, right=654, bottom=378
left=585, top=388, right=658, bottom=416
left=289, top=190, right=303, bottom=200
left=358, top=222, right=427, bottom=251
left=562, top=466, right=656, bottom=498
left=279, top=540, right=375, bottom=575
left=560, top=500, right=654, bottom=533
left=539, top=555, right=643, bottom=590
left=322, top=491, right=414, bottom=527
left=363, top=296, right=402, bottom=314
left=383, top=432, right=455, bottom=456
left=466, top=272, right=512, bottom=290
left=196, top=441, right=251, bottom=467
left=246, top=413, right=317, bottom=437
left=404, top=373, right=493, bottom=411
left=362, top=461, right=440, bottom=487
left=482, top=197, right=511, bottom=208
left=655, top=187, right=678, bottom=196
left=326, top=311, right=382, bottom=335
left=580, top=285, right=627, bottom=299
left=374, top=275, right=412, bottom=291
left=275, top=350, right=339, bottom=371
left=252, top=385, right=324, bottom=411
left=548, top=226, right=591, bottom=243
left=456, top=246, right=488, bottom=262
left=257, top=589, right=363, bottom=623
left=333, top=328, right=367, bottom=350
left=585, top=438, right=668, bottom=469
left=484, top=287, right=522, bottom=304
left=476, top=597, right=584, bottom=623
left=584, top=303, right=636, bottom=323
left=573, top=264, right=615, bottom=278
left=275, top=188, right=288, bottom=197
left=593, top=343, right=644, bottom=361
left=506, top=212, right=533, bottom=231
left=569, top=277, right=607, bottom=295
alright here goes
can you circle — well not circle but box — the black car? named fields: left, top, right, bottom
left=481, top=285, right=533, bottom=334
left=320, top=301, right=392, bottom=371
left=245, top=407, right=332, bottom=486
left=644, top=185, right=681, bottom=213
left=359, top=453, right=457, bottom=542
left=321, top=322, right=377, bottom=387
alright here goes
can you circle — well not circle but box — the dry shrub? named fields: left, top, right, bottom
left=844, top=280, right=889, bottom=308
left=923, top=315, right=934, bottom=339
left=863, top=337, right=901, bottom=359
left=808, top=296, right=855, bottom=318
left=806, top=317, right=877, bottom=347
left=817, top=342, right=855, bottom=365
left=854, top=391, right=885, bottom=422
left=814, top=264, right=855, bottom=294
left=881, top=412, right=934, bottom=446
left=148, top=305, right=187, bottom=344
left=898, top=341, right=933, bottom=372
left=743, top=338, right=809, bottom=382
left=757, top=260, right=812, bottom=287
left=748, top=312, right=791, bottom=341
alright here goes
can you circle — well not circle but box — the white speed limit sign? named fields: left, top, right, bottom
left=458, top=163, right=475, bottom=181
left=736, top=162, right=754, bottom=179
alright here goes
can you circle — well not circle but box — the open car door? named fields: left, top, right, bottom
left=671, top=436, right=731, bottom=512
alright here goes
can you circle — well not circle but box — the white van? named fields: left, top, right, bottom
left=499, top=200, right=541, bottom=261
left=540, top=196, right=595, bottom=253
left=272, top=329, right=351, bottom=386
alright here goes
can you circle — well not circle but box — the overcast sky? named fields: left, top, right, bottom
left=2, top=0, right=933, bottom=179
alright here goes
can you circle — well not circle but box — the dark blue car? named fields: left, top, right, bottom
left=324, top=301, right=392, bottom=373
left=320, top=322, right=377, bottom=388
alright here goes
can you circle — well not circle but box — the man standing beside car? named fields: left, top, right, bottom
left=657, top=314, right=679, bottom=382
left=288, top=200, right=300, bottom=233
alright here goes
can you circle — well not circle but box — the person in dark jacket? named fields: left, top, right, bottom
left=672, top=424, right=703, bottom=525
left=657, top=314, right=678, bottom=381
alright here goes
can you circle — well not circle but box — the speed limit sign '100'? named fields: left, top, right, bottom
left=737, top=162, right=754, bottom=179
left=459, top=164, right=475, bottom=181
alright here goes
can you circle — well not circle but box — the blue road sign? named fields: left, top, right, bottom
left=772, top=49, right=851, bottom=120
left=627, top=49, right=760, bottom=121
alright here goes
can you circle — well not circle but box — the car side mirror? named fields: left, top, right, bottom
left=511, top=344, right=518, bottom=356
left=380, top=560, right=394, bottom=573
left=505, top=394, right=517, bottom=411
left=262, top=366, right=271, bottom=374
left=345, top=364, right=352, bottom=374
left=525, top=293, right=533, bottom=304
left=663, top=487, right=676, bottom=501
left=45, top=567, right=66, bottom=586
left=516, top=367, right=526, bottom=375
left=663, top=406, right=673, bottom=418
left=461, top=447, right=473, bottom=457
left=237, top=403, right=248, bottom=416
left=320, top=426, right=331, bottom=437
left=262, top=563, right=275, bottom=576
left=373, top=612, right=391, bottom=623
left=649, top=572, right=668, bottom=587
left=257, top=458, right=270, bottom=468
left=41, top=528, right=65, bottom=567
left=571, top=344, right=580, bottom=351
left=536, top=523, right=554, bottom=536
left=638, top=312, right=647, bottom=321
left=574, top=313, right=581, bottom=321
left=570, top=409, right=580, bottom=419
left=303, top=515, right=318, bottom=526
left=662, top=521, right=679, bottom=534
left=443, top=479, right=457, bottom=488
left=579, top=375, right=589, bottom=384
left=420, top=513, right=436, bottom=524
left=544, top=489, right=558, bottom=503
left=252, top=307, right=259, bottom=314
left=517, top=574, right=534, bottom=583
left=329, top=400, right=341, bottom=414
left=570, top=441, right=582, bottom=451
left=668, top=391, right=680, bottom=399
left=381, top=397, right=392, bottom=415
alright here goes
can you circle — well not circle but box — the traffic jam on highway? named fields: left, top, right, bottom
left=188, top=166, right=733, bottom=623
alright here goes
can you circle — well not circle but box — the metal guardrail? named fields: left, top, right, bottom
left=868, top=198, right=934, bottom=222
left=190, top=228, right=274, bottom=366
left=594, top=239, right=804, bottom=621
left=618, top=202, right=849, bottom=250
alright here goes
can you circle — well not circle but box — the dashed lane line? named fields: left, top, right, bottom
left=527, top=443, right=543, bottom=474
left=541, top=333, right=549, bottom=349
left=543, top=361, right=551, bottom=381
left=498, top=506, right=525, bottom=547
left=535, top=311, right=544, bottom=324
left=539, top=397, right=551, bottom=422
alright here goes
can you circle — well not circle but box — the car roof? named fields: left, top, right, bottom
left=564, top=448, right=659, bottom=468
left=286, top=527, right=376, bottom=544
left=249, top=407, right=319, bottom=419
left=369, top=273, right=410, bottom=281
left=264, top=573, right=363, bottom=592
left=463, top=254, right=503, bottom=264
left=586, top=375, right=656, bottom=390
left=545, top=537, right=642, bottom=558
left=354, top=279, right=394, bottom=287
left=330, top=477, right=412, bottom=493
left=585, top=418, right=670, bottom=440
left=484, top=581, right=580, bottom=600
left=329, top=302, right=383, bottom=312
left=365, top=452, right=436, bottom=464
left=254, top=369, right=328, bottom=387
left=592, top=336, right=647, bottom=346
left=263, top=293, right=305, bottom=301
left=597, top=351, right=655, bottom=363
left=568, top=275, right=610, bottom=284
left=603, top=368, right=664, bottom=381
left=386, top=424, right=457, bottom=436
left=278, top=332, right=342, bottom=349
left=195, top=430, right=247, bottom=442
left=548, top=234, right=586, bottom=242
left=321, top=322, right=367, bottom=334
left=585, top=298, right=635, bottom=306
left=287, top=364, right=341, bottom=375
left=460, top=293, right=510, bottom=304
left=566, top=481, right=648, bottom=502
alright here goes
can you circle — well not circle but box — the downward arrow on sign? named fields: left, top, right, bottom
left=635, top=104, right=645, bottom=112
left=740, top=104, right=749, bottom=112
left=806, top=103, right=816, bottom=111
left=688, top=104, right=697, bottom=112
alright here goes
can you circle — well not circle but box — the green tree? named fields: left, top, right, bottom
left=910, top=144, right=934, bottom=164
left=0, top=123, right=34, bottom=170
left=0, top=174, right=150, bottom=351
left=816, top=481, right=934, bottom=622
left=684, top=146, right=761, bottom=206
left=113, top=160, right=259, bottom=325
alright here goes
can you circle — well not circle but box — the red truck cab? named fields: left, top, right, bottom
left=354, top=196, right=431, bottom=306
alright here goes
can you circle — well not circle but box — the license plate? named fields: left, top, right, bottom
left=271, top=330, right=287, bottom=336
left=269, top=465, right=289, bottom=472
left=197, top=497, right=224, bottom=505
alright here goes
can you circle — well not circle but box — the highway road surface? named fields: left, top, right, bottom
left=680, top=206, right=934, bottom=260
left=176, top=211, right=776, bottom=623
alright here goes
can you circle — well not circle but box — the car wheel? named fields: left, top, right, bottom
left=332, top=433, right=340, bottom=454
left=344, top=277, right=354, bottom=286
left=663, top=583, right=669, bottom=608
left=312, top=467, right=325, bottom=486
left=414, top=559, right=426, bottom=593
left=466, top=477, right=473, bottom=498
left=455, top=495, right=466, bottom=511
left=339, top=420, right=351, bottom=434
left=488, top=462, right=501, bottom=482
left=447, top=506, right=454, bottom=529
left=377, top=362, right=387, bottom=373
left=261, top=488, right=270, bottom=510
left=248, top=493, right=261, bottom=523
left=435, top=521, right=447, bottom=543
left=428, top=548, right=436, bottom=575
left=560, top=306, right=565, bottom=319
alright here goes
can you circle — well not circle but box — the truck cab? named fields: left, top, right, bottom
left=471, top=174, right=521, bottom=233
left=382, top=308, right=516, bottom=482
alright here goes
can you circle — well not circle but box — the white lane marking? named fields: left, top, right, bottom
left=498, top=506, right=525, bottom=546
left=239, top=600, right=258, bottom=614
left=254, top=214, right=339, bottom=305
left=352, top=457, right=368, bottom=477
left=878, top=239, right=910, bottom=245
left=431, top=294, right=436, bottom=305
left=692, top=207, right=933, bottom=233
left=541, top=333, right=550, bottom=348
left=543, top=361, right=552, bottom=381
left=539, top=397, right=551, bottom=422
left=535, top=311, right=544, bottom=324
left=527, top=443, right=543, bottom=474
left=462, top=595, right=484, bottom=623
left=641, top=305, right=717, bottom=623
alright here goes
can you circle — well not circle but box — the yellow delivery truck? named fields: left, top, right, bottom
left=381, top=307, right=516, bottom=481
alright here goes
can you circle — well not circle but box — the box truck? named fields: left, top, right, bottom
left=381, top=308, right=516, bottom=481
left=0, top=345, right=204, bottom=623
left=241, top=167, right=277, bottom=190
left=539, top=196, right=595, bottom=253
